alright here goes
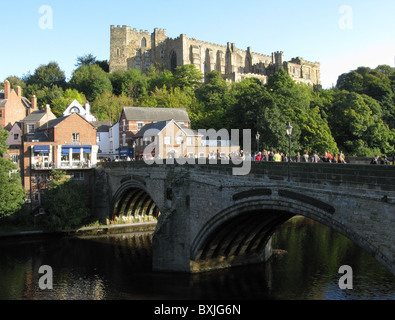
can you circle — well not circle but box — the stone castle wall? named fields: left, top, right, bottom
left=109, top=26, right=321, bottom=86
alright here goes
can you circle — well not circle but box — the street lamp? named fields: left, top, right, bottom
left=255, top=131, right=260, bottom=152
left=286, top=122, right=293, bottom=181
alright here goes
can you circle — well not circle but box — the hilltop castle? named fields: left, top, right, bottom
left=109, top=26, right=321, bottom=86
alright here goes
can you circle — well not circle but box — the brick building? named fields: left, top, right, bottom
left=22, top=112, right=98, bottom=206
left=0, top=80, right=37, bottom=130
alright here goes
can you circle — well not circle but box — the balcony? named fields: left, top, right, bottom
left=32, top=162, right=96, bottom=170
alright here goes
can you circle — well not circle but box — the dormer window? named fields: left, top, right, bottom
left=71, top=107, right=79, bottom=113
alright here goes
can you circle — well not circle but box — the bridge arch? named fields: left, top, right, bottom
left=190, top=195, right=383, bottom=272
left=111, top=181, right=161, bottom=222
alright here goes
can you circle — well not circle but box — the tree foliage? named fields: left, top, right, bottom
left=0, top=127, right=25, bottom=219
left=42, top=170, right=91, bottom=230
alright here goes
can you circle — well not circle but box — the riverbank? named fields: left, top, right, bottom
left=0, top=221, right=157, bottom=240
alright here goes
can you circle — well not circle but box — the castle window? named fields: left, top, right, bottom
left=141, top=37, right=147, bottom=47
left=136, top=51, right=140, bottom=57
left=136, top=61, right=141, bottom=69
left=160, top=49, right=164, bottom=59
left=170, top=51, right=177, bottom=72
left=145, top=51, right=150, bottom=58
left=145, top=62, right=151, bottom=71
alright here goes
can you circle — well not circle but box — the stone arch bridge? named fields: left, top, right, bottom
left=92, top=161, right=395, bottom=275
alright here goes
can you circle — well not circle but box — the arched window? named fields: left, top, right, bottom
left=170, top=51, right=177, bottom=72
left=141, top=37, right=147, bottom=47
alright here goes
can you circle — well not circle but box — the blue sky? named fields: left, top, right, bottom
left=1, top=0, right=395, bottom=88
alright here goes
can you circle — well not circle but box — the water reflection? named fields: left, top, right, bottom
left=0, top=217, right=394, bottom=300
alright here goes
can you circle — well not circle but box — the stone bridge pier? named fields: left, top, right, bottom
left=93, top=161, right=395, bottom=275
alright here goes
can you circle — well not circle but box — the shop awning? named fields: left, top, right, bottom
left=33, top=145, right=50, bottom=153
left=62, top=145, right=92, bottom=153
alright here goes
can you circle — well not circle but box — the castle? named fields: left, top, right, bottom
left=109, top=26, right=321, bottom=86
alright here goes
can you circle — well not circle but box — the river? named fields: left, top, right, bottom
left=0, top=216, right=394, bottom=300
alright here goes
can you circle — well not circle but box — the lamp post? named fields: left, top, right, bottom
left=255, top=131, right=260, bottom=152
left=286, top=122, right=293, bottom=181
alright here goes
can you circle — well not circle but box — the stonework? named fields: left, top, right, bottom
left=109, top=26, right=321, bottom=86
left=96, top=161, right=395, bottom=274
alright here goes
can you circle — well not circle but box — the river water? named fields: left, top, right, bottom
left=0, top=216, right=394, bottom=300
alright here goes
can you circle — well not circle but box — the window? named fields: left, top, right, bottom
left=13, top=133, right=19, bottom=140
left=27, top=124, right=35, bottom=134
left=137, top=122, right=144, bottom=131
left=176, top=136, right=183, bottom=145
left=122, top=119, right=126, bottom=132
left=72, top=133, right=80, bottom=142
left=122, top=133, right=126, bottom=146
left=0, top=110, right=2, bottom=119
left=145, top=51, right=150, bottom=58
left=164, top=136, right=171, bottom=145
left=97, top=134, right=100, bottom=142
left=141, top=37, right=147, bottom=47
left=160, top=49, right=164, bottom=59
left=11, top=154, right=19, bottom=164
left=186, top=137, right=193, bottom=146
left=70, top=172, right=84, bottom=181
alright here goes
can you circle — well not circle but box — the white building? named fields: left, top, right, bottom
left=63, top=99, right=97, bottom=122
left=91, top=121, right=112, bottom=160
left=109, top=122, right=120, bottom=160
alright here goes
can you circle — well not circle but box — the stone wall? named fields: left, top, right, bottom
left=96, top=161, right=395, bottom=274
left=109, top=26, right=321, bottom=86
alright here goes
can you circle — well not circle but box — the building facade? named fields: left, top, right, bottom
left=0, top=80, right=37, bottom=130
left=22, top=112, right=99, bottom=206
left=63, top=99, right=97, bottom=122
left=118, top=106, right=190, bottom=159
left=133, top=119, right=240, bottom=160
left=109, top=26, right=321, bottom=86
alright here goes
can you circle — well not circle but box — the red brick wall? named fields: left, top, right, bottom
left=1, top=82, right=29, bottom=129
left=53, top=113, right=97, bottom=145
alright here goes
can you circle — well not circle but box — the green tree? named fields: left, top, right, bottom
left=42, top=170, right=91, bottom=230
left=173, top=64, right=203, bottom=90
left=92, top=91, right=133, bottom=123
left=24, top=62, right=66, bottom=89
left=50, top=88, right=87, bottom=117
left=0, top=127, right=25, bottom=219
left=70, top=64, right=112, bottom=102
left=328, top=91, right=394, bottom=156
left=110, top=68, right=148, bottom=98
left=75, top=53, right=97, bottom=67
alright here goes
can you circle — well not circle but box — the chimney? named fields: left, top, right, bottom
left=31, top=95, right=37, bottom=111
left=46, top=104, right=51, bottom=113
left=16, top=86, right=22, bottom=97
left=85, top=102, right=91, bottom=114
left=4, top=80, right=10, bottom=99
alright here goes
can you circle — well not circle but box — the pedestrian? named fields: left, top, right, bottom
left=312, top=151, right=320, bottom=163
left=303, top=150, right=309, bottom=162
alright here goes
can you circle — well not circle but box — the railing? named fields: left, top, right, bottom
left=32, top=162, right=96, bottom=170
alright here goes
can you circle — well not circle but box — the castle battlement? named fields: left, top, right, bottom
left=109, top=26, right=321, bottom=86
